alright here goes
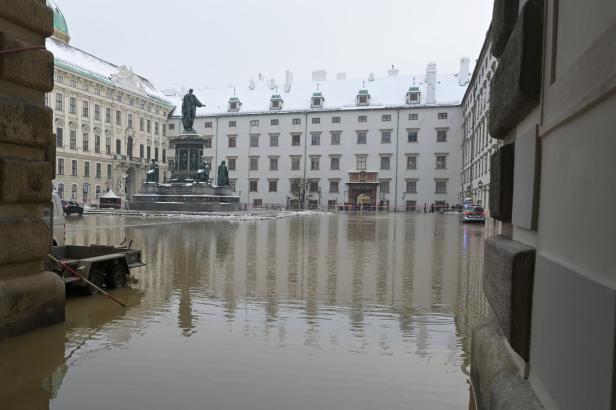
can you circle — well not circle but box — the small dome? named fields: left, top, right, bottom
left=46, top=0, right=70, bottom=44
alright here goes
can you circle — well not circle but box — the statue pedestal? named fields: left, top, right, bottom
left=131, top=181, right=241, bottom=212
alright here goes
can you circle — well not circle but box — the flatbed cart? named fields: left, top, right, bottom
left=48, top=243, right=145, bottom=295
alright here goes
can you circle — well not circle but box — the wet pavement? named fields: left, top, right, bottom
left=0, top=213, right=490, bottom=410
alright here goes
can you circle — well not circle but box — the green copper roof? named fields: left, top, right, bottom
left=408, top=86, right=420, bottom=92
left=312, top=92, right=323, bottom=97
left=271, top=94, right=282, bottom=100
left=229, top=97, right=240, bottom=101
left=358, top=89, right=370, bottom=95
left=47, top=0, right=69, bottom=36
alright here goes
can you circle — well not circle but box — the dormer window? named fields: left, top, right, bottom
left=270, top=95, right=283, bottom=110
left=356, top=89, right=370, bottom=106
left=311, top=92, right=324, bottom=108
left=228, top=97, right=241, bottom=112
left=407, top=87, right=421, bottom=104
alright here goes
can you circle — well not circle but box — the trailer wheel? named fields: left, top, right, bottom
left=83, top=269, right=104, bottom=295
left=106, top=264, right=127, bottom=289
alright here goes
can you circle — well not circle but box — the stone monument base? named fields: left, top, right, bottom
left=131, top=182, right=241, bottom=212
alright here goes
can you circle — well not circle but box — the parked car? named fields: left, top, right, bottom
left=459, top=205, right=485, bottom=224
left=61, top=200, right=84, bottom=215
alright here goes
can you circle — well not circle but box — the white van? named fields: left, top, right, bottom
left=43, top=192, right=65, bottom=246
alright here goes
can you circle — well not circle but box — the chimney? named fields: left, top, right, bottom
left=268, top=78, right=276, bottom=90
left=368, top=72, right=375, bottom=82
left=387, top=65, right=399, bottom=77
left=336, top=72, right=346, bottom=80
left=312, top=69, right=327, bottom=81
left=458, top=57, right=470, bottom=85
left=248, top=78, right=255, bottom=90
left=425, top=62, right=437, bottom=104
left=284, top=70, right=293, bottom=92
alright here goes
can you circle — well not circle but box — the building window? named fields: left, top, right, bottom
left=381, top=131, right=391, bottom=143
left=269, top=157, right=279, bottom=170
left=250, top=119, right=259, bottom=126
left=69, top=130, right=76, bottom=150
left=147, top=120, right=151, bottom=133
left=436, top=155, right=447, bottom=169
left=57, top=158, right=64, bottom=175
left=357, top=132, right=367, bottom=144
left=435, top=180, right=447, bottom=193
left=437, top=129, right=448, bottom=142
left=330, top=156, right=340, bottom=170
left=406, top=155, right=417, bottom=169
left=249, top=180, right=258, bottom=192
left=229, top=120, right=236, bottom=127
left=409, top=113, right=418, bottom=120
left=311, top=117, right=320, bottom=124
left=438, top=112, right=448, bottom=119
left=105, top=137, right=112, bottom=155
left=406, top=200, right=417, bottom=211
left=250, top=134, right=259, bottom=147
left=356, top=156, right=367, bottom=170
left=94, top=104, right=101, bottom=120
left=95, top=185, right=101, bottom=198
left=309, top=180, right=319, bottom=193
left=228, top=135, right=237, bottom=148
left=162, top=125, right=167, bottom=136
left=406, top=180, right=417, bottom=193
left=380, top=180, right=390, bottom=193
left=271, top=119, right=279, bottom=126
left=407, top=129, right=418, bottom=142
left=105, top=107, right=111, bottom=123
left=56, top=183, right=64, bottom=198
left=330, top=132, right=341, bottom=145
left=82, top=101, right=89, bottom=117
left=357, top=94, right=369, bottom=105
left=128, top=114, right=133, bottom=129
left=71, top=184, right=78, bottom=199
left=292, top=118, right=301, bottom=125
left=82, top=133, right=89, bottom=151
left=310, top=156, right=320, bottom=170
left=204, top=121, right=212, bottom=128
left=269, top=134, right=279, bottom=147
left=115, top=139, right=121, bottom=155
left=96, top=163, right=101, bottom=178
left=268, top=180, right=278, bottom=192
left=139, top=144, right=144, bottom=158
left=382, top=114, right=391, bottom=121
left=311, top=132, right=320, bottom=145
left=203, top=137, right=211, bottom=148
left=291, top=134, right=301, bottom=146
left=95, top=135, right=100, bottom=153
left=358, top=115, right=367, bottom=122
left=162, top=149, right=166, bottom=163
left=139, top=117, right=144, bottom=131
left=155, top=147, right=159, bottom=161
left=115, top=111, right=121, bottom=125
left=56, top=75, right=63, bottom=83
left=69, top=97, right=76, bottom=114
left=249, top=156, right=259, bottom=171
left=84, top=162, right=90, bottom=177
left=55, top=93, right=63, bottom=111
left=332, top=116, right=341, bottom=123
left=380, top=156, right=391, bottom=170
left=107, top=164, right=112, bottom=179
left=71, top=160, right=78, bottom=176
left=329, top=180, right=339, bottom=193
left=147, top=146, right=151, bottom=159
left=227, top=157, right=236, bottom=171
left=291, top=156, right=301, bottom=170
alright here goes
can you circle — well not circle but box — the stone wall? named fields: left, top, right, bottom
left=0, top=0, right=65, bottom=340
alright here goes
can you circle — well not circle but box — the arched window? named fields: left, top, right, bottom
left=95, top=185, right=101, bottom=199
left=83, top=183, right=89, bottom=202
left=57, top=183, right=64, bottom=198
left=71, top=184, right=78, bottom=199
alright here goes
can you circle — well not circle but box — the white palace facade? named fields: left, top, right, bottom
left=45, top=0, right=173, bottom=204
left=166, top=62, right=471, bottom=211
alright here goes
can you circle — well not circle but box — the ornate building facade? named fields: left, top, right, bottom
left=46, top=0, right=173, bottom=204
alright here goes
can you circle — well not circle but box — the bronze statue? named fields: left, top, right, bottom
left=217, top=160, right=229, bottom=187
left=181, top=88, right=205, bottom=132
left=194, top=159, right=210, bottom=183
left=146, top=159, right=159, bottom=183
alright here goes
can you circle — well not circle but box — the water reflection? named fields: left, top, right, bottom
left=0, top=214, right=490, bottom=410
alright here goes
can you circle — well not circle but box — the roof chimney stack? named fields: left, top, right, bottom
left=458, top=57, right=470, bottom=85
left=284, top=70, right=293, bottom=92
left=425, top=62, right=437, bottom=104
left=387, top=65, right=399, bottom=77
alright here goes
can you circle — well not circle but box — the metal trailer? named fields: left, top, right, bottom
left=49, top=244, right=145, bottom=295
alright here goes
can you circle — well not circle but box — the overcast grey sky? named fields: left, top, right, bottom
left=56, top=0, right=493, bottom=90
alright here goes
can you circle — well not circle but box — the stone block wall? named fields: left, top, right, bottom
left=0, top=0, right=65, bottom=340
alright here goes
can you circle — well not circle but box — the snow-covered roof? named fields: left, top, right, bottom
left=100, top=189, right=120, bottom=199
left=47, top=38, right=172, bottom=107
left=166, top=69, right=468, bottom=117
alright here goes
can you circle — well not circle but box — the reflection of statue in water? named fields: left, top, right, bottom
left=194, top=159, right=210, bottom=183
left=181, top=88, right=205, bottom=132
left=216, top=160, right=229, bottom=187
left=146, top=159, right=159, bottom=183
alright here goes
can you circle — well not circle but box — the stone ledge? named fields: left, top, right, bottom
left=484, top=235, right=535, bottom=361
left=0, top=93, right=53, bottom=147
left=0, top=0, right=54, bottom=38
left=471, top=320, right=543, bottom=410
left=0, top=32, right=54, bottom=92
left=0, top=156, right=52, bottom=203
left=0, top=271, right=64, bottom=340
left=0, top=217, right=50, bottom=265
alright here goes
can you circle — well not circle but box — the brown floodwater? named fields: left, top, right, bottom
left=0, top=213, right=490, bottom=410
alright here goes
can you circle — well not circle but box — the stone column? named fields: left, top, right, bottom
left=0, top=0, right=65, bottom=340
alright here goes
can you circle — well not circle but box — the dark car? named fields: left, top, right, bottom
left=459, top=205, right=485, bottom=224
left=61, top=200, right=84, bottom=216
